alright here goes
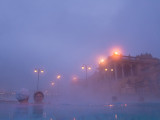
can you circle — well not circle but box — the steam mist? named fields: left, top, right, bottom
left=0, top=0, right=160, bottom=106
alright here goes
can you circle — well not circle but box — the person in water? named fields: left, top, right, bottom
left=16, top=88, right=29, bottom=104
left=34, top=91, right=44, bottom=104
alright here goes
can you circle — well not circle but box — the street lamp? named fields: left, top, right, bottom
left=81, top=65, right=91, bottom=81
left=34, top=68, right=44, bottom=91
left=56, top=75, right=61, bottom=80
left=114, top=51, right=119, bottom=55
left=55, top=74, right=61, bottom=96
left=73, top=77, right=77, bottom=80
left=51, top=81, right=55, bottom=86
left=72, top=76, right=78, bottom=83
left=99, top=59, right=105, bottom=64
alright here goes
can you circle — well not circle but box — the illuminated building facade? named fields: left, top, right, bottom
left=92, top=53, right=160, bottom=97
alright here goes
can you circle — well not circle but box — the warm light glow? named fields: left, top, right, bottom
left=81, top=66, right=85, bottom=70
left=105, top=68, right=108, bottom=71
left=109, top=46, right=123, bottom=56
left=104, top=104, right=114, bottom=107
left=114, top=51, right=119, bottom=55
left=111, top=69, right=114, bottom=71
left=72, top=76, right=78, bottom=82
left=51, top=82, right=55, bottom=86
left=57, top=75, right=61, bottom=79
left=73, top=77, right=77, bottom=80
left=124, top=104, right=127, bottom=107
left=108, top=104, right=114, bottom=107
left=34, top=69, right=38, bottom=73
left=99, top=59, right=105, bottom=64
left=115, top=114, right=117, bottom=119
left=88, top=67, right=91, bottom=70
left=111, top=48, right=122, bottom=56
left=41, top=70, right=44, bottom=73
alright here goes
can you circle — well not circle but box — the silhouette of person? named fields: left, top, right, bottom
left=34, top=91, right=44, bottom=104
left=16, top=88, right=29, bottom=104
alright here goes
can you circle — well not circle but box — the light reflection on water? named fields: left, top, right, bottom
left=0, top=102, right=160, bottom=120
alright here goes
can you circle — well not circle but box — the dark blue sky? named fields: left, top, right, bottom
left=0, top=0, right=160, bottom=90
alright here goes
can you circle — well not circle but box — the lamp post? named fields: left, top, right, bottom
left=55, top=74, right=61, bottom=95
left=81, top=65, right=91, bottom=82
left=34, top=68, right=44, bottom=91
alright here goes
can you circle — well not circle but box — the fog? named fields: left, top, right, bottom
left=0, top=0, right=160, bottom=106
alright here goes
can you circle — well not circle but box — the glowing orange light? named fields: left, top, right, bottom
left=108, top=104, right=114, bottom=107
left=72, top=75, right=78, bottom=82
left=51, top=82, right=55, bottom=86
left=105, top=68, right=108, bottom=71
left=111, top=69, right=114, bottom=71
left=72, top=77, right=78, bottom=82
left=114, top=51, right=119, bottom=55
left=81, top=66, right=85, bottom=70
left=99, top=58, right=105, bottom=64
left=41, top=70, right=44, bottom=73
left=34, top=69, right=38, bottom=73
left=100, top=59, right=104, bottom=63
left=112, top=48, right=121, bottom=56
left=57, top=75, right=61, bottom=79
left=73, top=77, right=77, bottom=80
left=88, top=67, right=91, bottom=70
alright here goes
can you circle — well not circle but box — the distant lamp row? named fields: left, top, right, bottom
left=34, top=69, right=44, bottom=73
left=81, top=65, right=91, bottom=70
left=104, top=68, right=114, bottom=72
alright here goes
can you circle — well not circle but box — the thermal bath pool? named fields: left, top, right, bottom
left=0, top=102, right=160, bottom=120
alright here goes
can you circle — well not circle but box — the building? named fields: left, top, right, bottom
left=90, top=53, right=160, bottom=98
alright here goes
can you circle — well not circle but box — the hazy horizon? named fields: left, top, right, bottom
left=0, top=0, right=160, bottom=90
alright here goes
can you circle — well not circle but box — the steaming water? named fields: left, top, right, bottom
left=0, top=102, right=160, bottom=120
